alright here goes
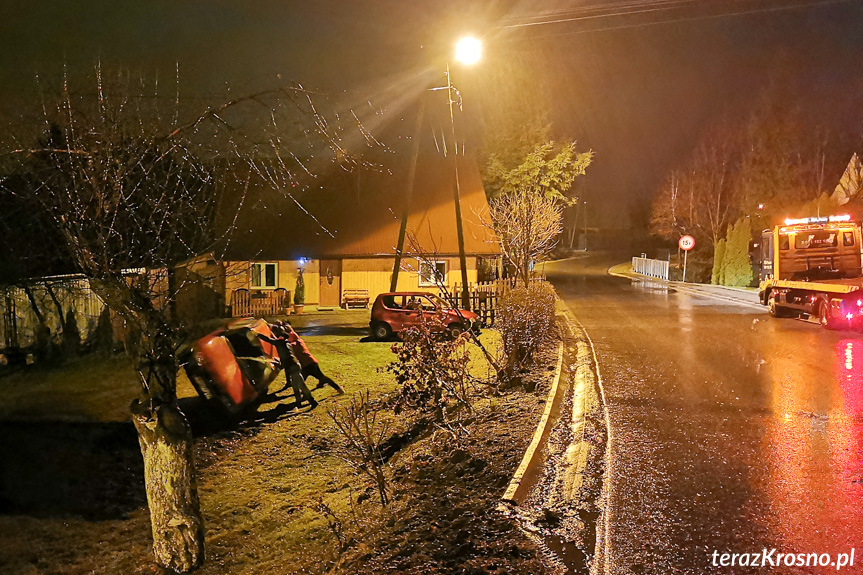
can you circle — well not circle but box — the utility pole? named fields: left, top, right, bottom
left=583, top=200, right=588, bottom=251
left=568, top=198, right=580, bottom=249
left=391, top=99, right=425, bottom=292
left=447, top=62, right=471, bottom=310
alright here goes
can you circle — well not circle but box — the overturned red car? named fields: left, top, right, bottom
left=180, top=318, right=281, bottom=415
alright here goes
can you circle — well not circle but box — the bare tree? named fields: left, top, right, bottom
left=488, top=191, right=563, bottom=287
left=328, top=391, right=392, bottom=506
left=1, top=68, right=377, bottom=572
left=481, top=141, right=590, bottom=287
left=401, top=230, right=502, bottom=375
left=650, top=120, right=738, bottom=249
left=650, top=169, right=684, bottom=241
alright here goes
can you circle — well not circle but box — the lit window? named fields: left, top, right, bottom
left=251, top=262, right=278, bottom=289
left=418, top=261, right=447, bottom=287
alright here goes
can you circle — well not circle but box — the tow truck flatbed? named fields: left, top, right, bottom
left=766, top=278, right=863, bottom=294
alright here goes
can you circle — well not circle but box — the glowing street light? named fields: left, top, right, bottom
left=455, top=36, right=482, bottom=66
left=391, top=36, right=484, bottom=306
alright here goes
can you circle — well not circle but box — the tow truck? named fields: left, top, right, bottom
left=759, top=214, right=863, bottom=329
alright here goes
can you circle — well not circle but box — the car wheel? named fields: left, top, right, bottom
left=372, top=322, right=393, bottom=340
left=819, top=300, right=835, bottom=330
left=446, top=323, right=465, bottom=339
left=767, top=293, right=791, bottom=318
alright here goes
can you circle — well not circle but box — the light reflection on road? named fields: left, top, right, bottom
left=549, top=257, right=863, bottom=573
left=759, top=336, right=863, bottom=558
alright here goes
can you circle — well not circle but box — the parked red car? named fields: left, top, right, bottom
left=180, top=318, right=281, bottom=415
left=369, top=292, right=480, bottom=340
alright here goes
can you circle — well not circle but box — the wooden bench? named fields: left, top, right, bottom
left=342, top=289, right=370, bottom=309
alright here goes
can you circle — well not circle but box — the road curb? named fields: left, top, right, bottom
left=501, top=338, right=565, bottom=503
left=608, top=266, right=765, bottom=310
left=496, top=288, right=613, bottom=572
left=553, top=299, right=614, bottom=575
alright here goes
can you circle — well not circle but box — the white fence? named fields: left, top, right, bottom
left=632, top=257, right=669, bottom=280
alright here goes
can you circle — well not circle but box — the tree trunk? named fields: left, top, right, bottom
left=92, top=279, right=205, bottom=572
left=131, top=399, right=204, bottom=573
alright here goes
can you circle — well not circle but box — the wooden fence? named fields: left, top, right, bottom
left=440, top=276, right=546, bottom=327
left=230, top=288, right=290, bottom=318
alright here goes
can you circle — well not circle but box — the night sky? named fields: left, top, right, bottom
left=2, top=0, right=862, bottom=228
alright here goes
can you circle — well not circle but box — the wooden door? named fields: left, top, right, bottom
left=319, top=259, right=342, bottom=307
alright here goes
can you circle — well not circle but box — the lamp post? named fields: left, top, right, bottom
left=449, top=36, right=481, bottom=310
left=583, top=200, right=588, bottom=251
left=390, top=37, right=481, bottom=306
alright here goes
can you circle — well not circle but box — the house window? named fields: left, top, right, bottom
left=251, top=262, right=278, bottom=289
left=418, top=260, right=447, bottom=287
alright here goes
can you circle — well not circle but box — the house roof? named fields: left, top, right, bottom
left=222, top=145, right=500, bottom=261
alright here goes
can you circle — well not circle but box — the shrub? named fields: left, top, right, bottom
left=62, top=309, right=81, bottom=356
left=722, top=217, right=754, bottom=287
left=384, top=312, right=471, bottom=423
left=294, top=269, right=305, bottom=305
left=496, top=281, right=557, bottom=379
left=87, top=306, right=115, bottom=354
left=328, top=391, right=391, bottom=506
left=711, top=238, right=727, bottom=285
left=670, top=247, right=713, bottom=283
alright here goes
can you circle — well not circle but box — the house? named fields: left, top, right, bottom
left=218, top=150, right=501, bottom=314
left=799, top=153, right=863, bottom=220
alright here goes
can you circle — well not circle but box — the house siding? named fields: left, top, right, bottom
left=225, top=260, right=320, bottom=306
left=341, top=256, right=478, bottom=303
left=224, top=255, right=483, bottom=313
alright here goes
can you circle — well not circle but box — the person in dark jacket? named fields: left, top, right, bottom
left=282, top=321, right=344, bottom=394
left=258, top=325, right=317, bottom=409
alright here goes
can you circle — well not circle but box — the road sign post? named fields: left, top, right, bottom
left=678, top=235, right=695, bottom=282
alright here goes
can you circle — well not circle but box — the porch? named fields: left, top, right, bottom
left=229, top=288, right=291, bottom=318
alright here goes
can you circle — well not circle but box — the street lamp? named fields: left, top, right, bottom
left=455, top=36, right=482, bottom=65
left=448, top=35, right=481, bottom=310
left=390, top=36, right=482, bottom=306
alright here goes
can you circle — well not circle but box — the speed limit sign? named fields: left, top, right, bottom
left=678, top=235, right=695, bottom=251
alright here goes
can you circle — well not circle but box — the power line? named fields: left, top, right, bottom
left=499, top=0, right=853, bottom=37
left=500, top=0, right=714, bottom=28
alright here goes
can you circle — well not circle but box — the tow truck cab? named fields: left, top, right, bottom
left=758, top=215, right=863, bottom=328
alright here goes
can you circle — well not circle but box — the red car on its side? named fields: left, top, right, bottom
left=369, top=292, right=481, bottom=340
left=180, top=318, right=281, bottom=415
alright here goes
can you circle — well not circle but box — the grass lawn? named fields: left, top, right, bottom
left=0, top=310, right=552, bottom=574
left=0, top=356, right=139, bottom=422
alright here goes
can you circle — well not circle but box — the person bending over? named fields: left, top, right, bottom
left=282, top=321, right=344, bottom=395
left=258, top=325, right=318, bottom=410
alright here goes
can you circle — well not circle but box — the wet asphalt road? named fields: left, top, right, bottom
left=546, top=255, right=863, bottom=574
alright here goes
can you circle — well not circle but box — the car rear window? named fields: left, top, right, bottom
left=795, top=231, right=837, bottom=249
left=381, top=295, right=403, bottom=309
